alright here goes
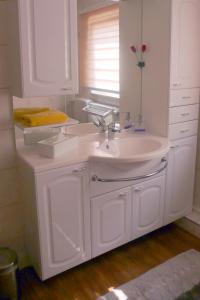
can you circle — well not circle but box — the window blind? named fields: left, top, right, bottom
left=80, top=5, right=119, bottom=93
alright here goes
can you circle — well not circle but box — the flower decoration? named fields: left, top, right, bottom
left=130, top=44, right=147, bottom=69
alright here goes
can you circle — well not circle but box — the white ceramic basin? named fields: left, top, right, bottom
left=90, top=134, right=169, bottom=163
left=62, top=123, right=169, bottom=163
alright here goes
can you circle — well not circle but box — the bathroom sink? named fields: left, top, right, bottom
left=62, top=122, right=169, bottom=163
left=90, top=134, right=169, bottom=163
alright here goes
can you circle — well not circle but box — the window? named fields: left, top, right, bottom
left=80, top=4, right=120, bottom=99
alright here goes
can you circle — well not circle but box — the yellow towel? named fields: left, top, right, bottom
left=14, top=107, right=50, bottom=121
left=21, top=110, right=69, bottom=127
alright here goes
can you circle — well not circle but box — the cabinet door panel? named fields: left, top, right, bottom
left=132, top=176, right=165, bottom=239
left=36, top=163, right=90, bottom=280
left=91, top=187, right=131, bottom=258
left=47, top=176, right=84, bottom=263
left=170, top=0, right=200, bottom=88
left=19, top=0, right=78, bottom=96
left=164, top=136, right=197, bottom=224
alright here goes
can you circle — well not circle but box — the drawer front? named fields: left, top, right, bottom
left=169, top=89, right=199, bottom=107
left=169, top=104, right=199, bottom=124
left=168, top=120, right=198, bottom=140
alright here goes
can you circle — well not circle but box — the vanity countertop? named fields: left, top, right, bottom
left=16, top=137, right=96, bottom=173
left=17, top=132, right=170, bottom=174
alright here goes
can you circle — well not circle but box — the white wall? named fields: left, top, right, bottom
left=0, top=0, right=26, bottom=267
left=0, top=0, right=66, bottom=267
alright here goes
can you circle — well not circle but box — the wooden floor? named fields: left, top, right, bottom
left=20, top=224, right=200, bottom=300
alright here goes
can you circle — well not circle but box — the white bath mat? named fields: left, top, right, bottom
left=98, top=249, right=200, bottom=300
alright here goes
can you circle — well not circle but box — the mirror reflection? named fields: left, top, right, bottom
left=79, top=3, right=120, bottom=98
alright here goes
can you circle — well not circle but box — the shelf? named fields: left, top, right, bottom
left=15, top=118, right=79, bottom=133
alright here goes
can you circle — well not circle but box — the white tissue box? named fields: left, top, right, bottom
left=37, top=134, right=79, bottom=158
left=24, top=128, right=60, bottom=145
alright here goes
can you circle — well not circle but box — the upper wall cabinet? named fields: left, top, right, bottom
left=8, top=0, right=78, bottom=98
left=170, top=0, right=200, bottom=89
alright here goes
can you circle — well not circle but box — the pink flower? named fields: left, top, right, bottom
left=130, top=45, right=137, bottom=53
left=142, top=44, right=147, bottom=52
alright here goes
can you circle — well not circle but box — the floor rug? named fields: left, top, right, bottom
left=98, top=249, right=200, bottom=300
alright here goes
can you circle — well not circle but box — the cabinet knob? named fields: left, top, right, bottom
left=73, top=167, right=87, bottom=173
left=182, top=96, right=191, bottom=100
left=118, top=193, right=126, bottom=198
left=181, top=113, right=190, bottom=117
left=173, top=82, right=181, bottom=87
left=61, top=88, right=70, bottom=91
left=180, top=129, right=189, bottom=134
left=170, top=145, right=180, bottom=149
left=134, top=187, right=143, bottom=192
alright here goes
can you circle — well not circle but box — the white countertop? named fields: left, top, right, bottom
left=16, top=136, right=99, bottom=173
left=16, top=132, right=170, bottom=174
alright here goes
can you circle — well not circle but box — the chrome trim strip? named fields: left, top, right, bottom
left=91, top=158, right=168, bottom=183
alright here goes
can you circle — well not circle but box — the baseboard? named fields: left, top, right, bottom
left=176, top=214, right=200, bottom=239
left=193, top=206, right=200, bottom=214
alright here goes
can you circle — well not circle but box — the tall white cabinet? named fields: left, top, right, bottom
left=170, top=0, right=200, bottom=89
left=165, top=0, right=199, bottom=223
left=142, top=0, right=200, bottom=221
left=8, top=0, right=78, bottom=97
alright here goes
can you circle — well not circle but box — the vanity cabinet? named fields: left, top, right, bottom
left=170, top=0, right=200, bottom=89
left=164, top=136, right=197, bottom=224
left=21, top=154, right=168, bottom=280
left=8, top=0, right=78, bottom=97
left=91, top=173, right=166, bottom=257
left=91, top=187, right=132, bottom=258
left=132, top=176, right=165, bottom=239
left=28, top=163, right=91, bottom=280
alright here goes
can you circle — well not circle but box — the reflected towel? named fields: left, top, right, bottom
left=14, top=107, right=50, bottom=121
left=21, top=110, right=69, bottom=127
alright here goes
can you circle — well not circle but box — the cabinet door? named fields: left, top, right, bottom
left=170, top=0, right=200, bottom=89
left=36, top=163, right=90, bottom=280
left=164, top=136, right=197, bottom=224
left=91, top=187, right=131, bottom=258
left=18, top=0, right=78, bottom=97
left=132, top=176, right=165, bottom=239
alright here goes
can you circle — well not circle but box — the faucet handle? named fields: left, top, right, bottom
left=112, top=110, right=120, bottom=122
left=109, top=122, right=121, bottom=133
left=110, top=111, right=121, bottom=132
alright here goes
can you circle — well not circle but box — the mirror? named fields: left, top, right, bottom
left=75, top=0, right=143, bottom=126
left=78, top=0, right=120, bottom=100
left=120, top=0, right=143, bottom=122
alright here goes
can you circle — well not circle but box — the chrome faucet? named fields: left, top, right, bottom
left=111, top=111, right=121, bottom=132
left=92, top=117, right=107, bottom=133
left=83, top=103, right=121, bottom=148
left=104, top=124, right=115, bottom=149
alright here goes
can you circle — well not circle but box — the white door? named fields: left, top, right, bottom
left=91, top=187, right=131, bottom=258
left=18, top=0, right=78, bottom=97
left=132, top=176, right=165, bottom=239
left=170, top=0, right=200, bottom=89
left=164, top=136, right=197, bottom=224
left=36, top=163, right=90, bottom=280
